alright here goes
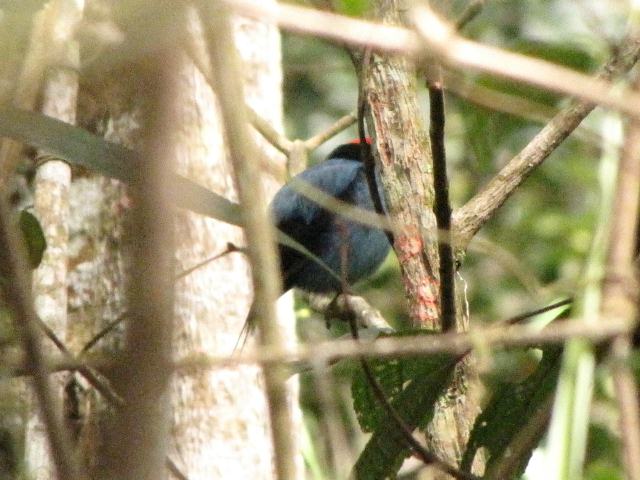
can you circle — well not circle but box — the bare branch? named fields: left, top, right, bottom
left=304, top=112, right=358, bottom=150
left=225, top=0, right=418, bottom=54
left=247, top=106, right=293, bottom=154
left=201, top=2, right=296, bottom=478
left=226, top=0, right=640, bottom=121
left=106, top=50, right=177, bottom=480
left=10, top=313, right=630, bottom=379
left=172, top=316, right=632, bottom=370
left=411, top=6, right=640, bottom=119
left=601, top=69, right=640, bottom=478
left=453, top=35, right=640, bottom=250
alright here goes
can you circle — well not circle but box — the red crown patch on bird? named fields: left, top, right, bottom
left=350, top=137, right=372, bottom=145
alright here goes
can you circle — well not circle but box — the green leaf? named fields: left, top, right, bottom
left=334, top=0, right=370, bottom=16
left=461, top=347, right=562, bottom=478
left=0, top=105, right=346, bottom=279
left=19, top=210, right=46, bottom=269
left=0, top=105, right=242, bottom=225
left=351, top=342, right=457, bottom=479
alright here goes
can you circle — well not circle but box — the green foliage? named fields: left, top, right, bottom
left=18, top=210, right=46, bottom=269
left=333, top=0, right=370, bottom=16
left=462, top=347, right=562, bottom=477
left=351, top=332, right=447, bottom=433
left=351, top=343, right=458, bottom=479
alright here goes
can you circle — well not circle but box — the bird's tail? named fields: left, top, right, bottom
left=233, top=301, right=257, bottom=353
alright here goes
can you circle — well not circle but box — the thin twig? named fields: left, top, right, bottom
left=454, top=0, right=486, bottom=30
left=304, top=112, right=358, bottom=151
left=80, top=311, right=126, bottom=354
left=345, top=297, right=477, bottom=480
left=35, top=316, right=124, bottom=406
left=9, top=315, right=633, bottom=378
left=428, top=73, right=456, bottom=332
left=247, top=106, right=293, bottom=154
left=502, top=298, right=572, bottom=326
left=170, top=316, right=631, bottom=372
left=174, top=242, right=241, bottom=281
left=0, top=203, right=82, bottom=480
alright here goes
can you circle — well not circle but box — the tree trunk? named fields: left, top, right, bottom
left=364, top=0, right=481, bottom=475
left=65, top=1, right=301, bottom=478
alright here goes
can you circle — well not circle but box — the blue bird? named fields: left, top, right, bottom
left=273, top=141, right=390, bottom=293
left=239, top=140, right=391, bottom=346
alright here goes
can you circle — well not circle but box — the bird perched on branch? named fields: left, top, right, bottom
left=274, top=139, right=390, bottom=292
left=239, top=139, right=391, bottom=346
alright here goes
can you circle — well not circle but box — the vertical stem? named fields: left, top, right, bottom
left=201, top=2, right=296, bottom=479
left=107, top=51, right=176, bottom=480
left=428, top=73, right=456, bottom=332
left=548, top=113, right=622, bottom=480
left=601, top=71, right=640, bottom=478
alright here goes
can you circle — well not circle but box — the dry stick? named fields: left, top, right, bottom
left=428, top=73, right=456, bottom=332
left=201, top=2, right=296, bottom=479
left=178, top=316, right=632, bottom=369
left=106, top=52, right=177, bottom=480
left=187, top=27, right=355, bottom=176
left=502, top=298, right=572, bottom=326
left=453, top=36, right=640, bottom=250
left=247, top=106, right=293, bottom=154
left=225, top=0, right=640, bottom=120
left=304, top=112, right=358, bottom=151
left=411, top=6, right=640, bottom=119
left=0, top=204, right=82, bottom=480
left=35, top=317, right=123, bottom=406
left=9, top=315, right=632, bottom=379
left=454, top=0, right=486, bottom=30
left=173, top=242, right=241, bottom=281
left=601, top=69, right=640, bottom=478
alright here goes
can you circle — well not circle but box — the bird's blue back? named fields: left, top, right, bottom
left=270, top=154, right=390, bottom=292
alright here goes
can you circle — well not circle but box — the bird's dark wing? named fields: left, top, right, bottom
left=271, top=159, right=362, bottom=289
left=270, top=159, right=362, bottom=230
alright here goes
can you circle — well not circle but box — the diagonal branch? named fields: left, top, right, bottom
left=453, top=35, right=640, bottom=250
left=226, top=0, right=640, bottom=119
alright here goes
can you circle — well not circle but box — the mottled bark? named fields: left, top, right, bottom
left=166, top=8, right=301, bottom=478
left=363, top=0, right=480, bottom=475
left=67, top=2, right=301, bottom=479
left=26, top=1, right=83, bottom=478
